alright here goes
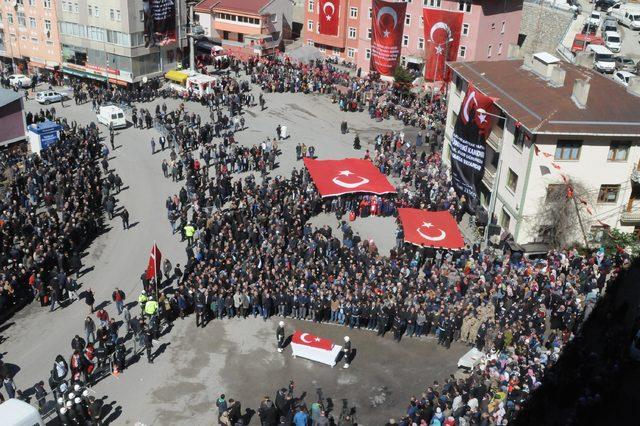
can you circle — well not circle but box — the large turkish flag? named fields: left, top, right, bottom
left=423, top=8, right=464, bottom=81
left=304, top=158, right=396, bottom=197
left=371, top=0, right=407, bottom=76
left=398, top=208, right=465, bottom=249
left=318, top=0, right=340, bottom=36
left=292, top=330, right=334, bottom=351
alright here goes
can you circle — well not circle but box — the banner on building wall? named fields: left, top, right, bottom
left=450, top=84, right=495, bottom=211
left=370, top=0, right=407, bottom=76
left=143, top=0, right=177, bottom=47
left=423, top=9, right=463, bottom=81
left=318, top=0, right=340, bottom=36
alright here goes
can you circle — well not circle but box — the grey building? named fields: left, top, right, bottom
left=57, top=0, right=187, bottom=84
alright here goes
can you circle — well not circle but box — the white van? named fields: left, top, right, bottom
left=97, top=105, right=127, bottom=129
left=604, top=30, right=622, bottom=52
left=0, top=399, right=45, bottom=426
left=588, top=44, right=616, bottom=73
left=609, top=3, right=640, bottom=30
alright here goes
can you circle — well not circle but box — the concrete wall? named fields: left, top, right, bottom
left=519, top=1, right=573, bottom=56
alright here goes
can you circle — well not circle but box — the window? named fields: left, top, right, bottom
left=271, top=14, right=277, bottom=23
left=506, top=169, right=518, bottom=193
left=94, top=6, right=99, bottom=17
left=401, top=56, right=406, bottom=67
left=29, top=17, right=36, bottom=28
left=418, top=37, right=424, bottom=49
left=7, top=13, right=13, bottom=24
left=598, top=185, right=620, bottom=203
left=555, top=140, right=582, bottom=160
left=350, top=7, right=358, bottom=18
left=307, top=20, right=313, bottom=31
left=500, top=21, right=506, bottom=34
left=498, top=43, right=503, bottom=55
left=424, top=0, right=441, bottom=7
left=30, top=37, right=37, bottom=43
left=368, top=8, right=372, bottom=19
left=43, top=0, right=51, bottom=8
left=348, top=27, right=356, bottom=39
left=405, top=14, right=411, bottom=25
left=139, top=10, right=144, bottom=21
left=365, top=48, right=371, bottom=59
left=459, top=45, right=466, bottom=58
left=367, top=28, right=371, bottom=39
left=347, top=47, right=355, bottom=58
left=17, top=12, right=25, bottom=27
left=513, top=125, right=526, bottom=150
left=487, top=44, right=492, bottom=57
left=308, top=0, right=314, bottom=13
left=491, top=22, right=495, bottom=30
left=333, top=47, right=340, bottom=55
left=28, top=0, right=35, bottom=6
left=116, top=9, right=121, bottom=21
left=420, top=16, right=424, bottom=27
left=462, top=23, right=469, bottom=36
left=110, top=8, right=114, bottom=20
left=88, top=5, right=92, bottom=16
left=608, top=141, right=631, bottom=161
left=74, top=2, right=79, bottom=13
left=44, top=19, right=51, bottom=35
left=307, top=39, right=314, bottom=46
left=500, top=208, right=511, bottom=230
left=403, top=35, right=409, bottom=46
left=459, top=1, right=471, bottom=12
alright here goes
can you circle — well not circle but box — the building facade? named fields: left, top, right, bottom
left=443, top=54, right=640, bottom=246
left=195, top=0, right=293, bottom=60
left=303, top=0, right=523, bottom=76
left=57, top=0, right=186, bottom=84
left=0, top=88, right=27, bottom=147
left=0, top=0, right=61, bottom=74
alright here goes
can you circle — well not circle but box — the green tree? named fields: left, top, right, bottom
left=393, top=66, right=413, bottom=93
left=601, top=228, right=640, bottom=255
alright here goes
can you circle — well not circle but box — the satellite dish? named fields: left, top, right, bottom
left=142, top=76, right=148, bottom=84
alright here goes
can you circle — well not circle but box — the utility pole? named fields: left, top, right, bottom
left=187, top=0, right=198, bottom=72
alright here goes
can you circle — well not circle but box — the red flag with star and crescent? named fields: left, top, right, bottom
left=371, top=0, right=407, bottom=76
left=423, top=8, right=464, bottom=81
left=292, top=330, right=334, bottom=351
left=145, top=243, right=162, bottom=280
left=398, top=209, right=465, bottom=250
left=304, top=158, right=397, bottom=197
left=318, top=0, right=340, bottom=36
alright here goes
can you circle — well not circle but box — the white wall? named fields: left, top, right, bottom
left=196, top=12, right=212, bottom=38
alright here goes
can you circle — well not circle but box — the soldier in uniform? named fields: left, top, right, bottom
left=342, top=336, right=352, bottom=369
left=276, top=321, right=285, bottom=353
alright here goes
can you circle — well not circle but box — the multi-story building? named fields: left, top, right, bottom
left=57, top=0, right=187, bottom=85
left=0, top=0, right=61, bottom=75
left=302, top=0, right=523, bottom=76
left=443, top=53, right=640, bottom=246
left=195, top=0, right=293, bottom=60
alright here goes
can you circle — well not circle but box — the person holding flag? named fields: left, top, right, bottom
left=145, top=243, right=163, bottom=299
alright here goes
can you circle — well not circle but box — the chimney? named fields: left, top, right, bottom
left=574, top=51, right=594, bottom=69
left=571, top=78, right=591, bottom=109
left=549, top=65, right=566, bottom=87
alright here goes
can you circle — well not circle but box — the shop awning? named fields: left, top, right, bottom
left=62, top=66, right=107, bottom=82
left=406, top=56, right=424, bottom=65
left=165, top=70, right=188, bottom=84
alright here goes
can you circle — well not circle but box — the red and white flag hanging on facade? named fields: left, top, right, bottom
left=304, top=158, right=397, bottom=197
left=318, top=0, right=340, bottom=36
left=423, top=8, right=464, bottom=82
left=145, top=243, right=163, bottom=280
left=370, top=0, right=407, bottom=76
left=398, top=208, right=465, bottom=249
left=291, top=330, right=334, bottom=351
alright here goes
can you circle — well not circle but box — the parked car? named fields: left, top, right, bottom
left=96, top=105, right=127, bottom=129
left=609, top=3, right=640, bottom=30
left=35, top=90, right=66, bottom=104
left=8, top=74, right=32, bottom=88
left=588, top=10, right=602, bottom=27
left=595, top=0, right=618, bottom=11
left=613, top=70, right=634, bottom=86
left=588, top=44, right=616, bottom=73
left=581, top=22, right=597, bottom=35
left=601, top=17, right=619, bottom=33
left=571, top=34, right=604, bottom=53
left=615, top=56, right=636, bottom=72
left=604, top=30, right=622, bottom=52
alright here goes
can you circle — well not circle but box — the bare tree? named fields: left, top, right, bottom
left=531, top=178, right=594, bottom=249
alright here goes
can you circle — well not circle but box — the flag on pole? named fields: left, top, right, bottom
left=145, top=243, right=162, bottom=280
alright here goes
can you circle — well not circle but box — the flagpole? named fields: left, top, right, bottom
left=154, top=240, right=158, bottom=301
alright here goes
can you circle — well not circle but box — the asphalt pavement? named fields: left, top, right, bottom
left=1, top=86, right=469, bottom=424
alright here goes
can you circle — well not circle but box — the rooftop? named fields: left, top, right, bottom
left=449, top=58, right=640, bottom=137
left=195, top=0, right=272, bottom=15
left=0, top=88, right=23, bottom=108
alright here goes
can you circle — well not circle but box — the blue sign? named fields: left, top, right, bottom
left=40, top=130, right=59, bottom=150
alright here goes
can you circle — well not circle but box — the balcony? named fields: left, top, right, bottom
left=482, top=166, right=496, bottom=189
left=631, top=170, right=640, bottom=185
left=486, top=127, right=503, bottom=152
left=620, top=210, right=640, bottom=225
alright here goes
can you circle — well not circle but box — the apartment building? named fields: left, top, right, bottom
left=443, top=53, right=640, bottom=245
left=0, top=0, right=61, bottom=74
left=195, top=0, right=293, bottom=60
left=302, top=0, right=522, bottom=76
left=57, top=0, right=186, bottom=84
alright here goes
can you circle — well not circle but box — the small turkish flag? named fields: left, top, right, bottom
left=292, top=330, right=334, bottom=351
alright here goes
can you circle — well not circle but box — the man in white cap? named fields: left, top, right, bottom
left=342, top=336, right=352, bottom=368
left=276, top=321, right=285, bottom=352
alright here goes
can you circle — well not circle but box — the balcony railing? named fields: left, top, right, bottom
left=631, top=170, right=640, bottom=185
left=620, top=210, right=640, bottom=224
left=482, top=166, right=496, bottom=189
left=486, top=128, right=503, bottom=152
